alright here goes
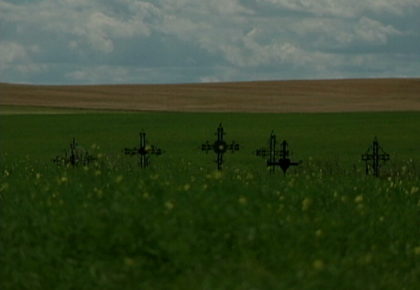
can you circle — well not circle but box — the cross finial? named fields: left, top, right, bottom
left=202, top=124, right=240, bottom=170
left=362, top=137, right=389, bottom=177
left=124, top=132, right=163, bottom=168
left=256, top=132, right=300, bottom=174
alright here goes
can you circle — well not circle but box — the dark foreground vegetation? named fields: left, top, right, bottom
left=1, top=111, right=419, bottom=289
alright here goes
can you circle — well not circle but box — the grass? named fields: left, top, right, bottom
left=1, top=111, right=420, bottom=289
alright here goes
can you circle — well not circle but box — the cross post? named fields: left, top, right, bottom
left=124, top=132, right=162, bottom=168
left=256, top=131, right=300, bottom=174
left=362, top=137, right=389, bottom=177
left=201, top=123, right=240, bottom=170
left=53, top=137, right=96, bottom=166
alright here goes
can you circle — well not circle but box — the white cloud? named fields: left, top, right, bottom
left=354, top=17, right=401, bottom=44
left=290, top=16, right=401, bottom=48
left=0, top=41, right=46, bottom=80
left=0, top=42, right=28, bottom=64
left=0, top=0, right=419, bottom=84
left=66, top=65, right=131, bottom=83
left=0, top=0, right=155, bottom=54
left=259, top=0, right=420, bottom=17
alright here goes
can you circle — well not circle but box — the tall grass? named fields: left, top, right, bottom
left=1, top=111, right=419, bottom=289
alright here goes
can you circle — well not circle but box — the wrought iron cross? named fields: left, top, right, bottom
left=256, top=131, right=300, bottom=174
left=362, top=137, right=389, bottom=177
left=201, top=123, right=240, bottom=170
left=53, top=137, right=96, bottom=166
left=124, top=132, right=163, bottom=168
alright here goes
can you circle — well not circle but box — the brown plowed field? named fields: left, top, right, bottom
left=1, top=78, right=420, bottom=113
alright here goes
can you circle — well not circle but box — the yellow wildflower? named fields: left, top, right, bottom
left=124, top=257, right=135, bottom=266
left=238, top=196, right=247, bottom=205
left=165, top=201, right=174, bottom=210
left=354, top=195, right=363, bottom=203
left=313, top=259, right=324, bottom=270
left=302, top=198, right=312, bottom=211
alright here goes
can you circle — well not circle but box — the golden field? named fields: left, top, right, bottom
left=1, top=78, right=420, bottom=113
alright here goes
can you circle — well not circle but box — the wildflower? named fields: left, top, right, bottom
left=246, top=173, right=254, bottom=180
left=359, top=253, right=372, bottom=264
left=36, top=173, right=41, bottom=179
left=165, top=201, right=174, bottom=210
left=124, top=257, right=135, bottom=267
left=354, top=195, right=363, bottom=203
left=410, top=187, right=419, bottom=194
left=238, top=196, right=247, bottom=205
left=213, top=171, right=222, bottom=180
left=91, top=144, right=100, bottom=150
left=302, top=198, right=312, bottom=211
left=94, top=170, right=101, bottom=176
left=94, top=188, right=103, bottom=198
left=60, top=176, right=68, bottom=183
left=142, top=192, right=150, bottom=199
left=115, top=175, right=123, bottom=183
left=315, top=229, right=323, bottom=238
left=183, top=184, right=191, bottom=191
left=414, top=246, right=420, bottom=255
left=3, top=170, right=9, bottom=177
left=313, top=259, right=324, bottom=270
left=0, top=183, right=9, bottom=192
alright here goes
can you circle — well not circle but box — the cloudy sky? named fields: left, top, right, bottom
left=1, top=0, right=419, bottom=84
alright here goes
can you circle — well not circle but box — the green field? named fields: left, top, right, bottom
left=1, top=110, right=419, bottom=289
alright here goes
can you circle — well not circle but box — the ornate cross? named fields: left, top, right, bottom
left=256, top=131, right=300, bottom=174
left=53, top=137, right=96, bottom=166
left=362, top=137, right=389, bottom=177
left=124, top=132, right=163, bottom=168
left=201, top=123, right=240, bottom=170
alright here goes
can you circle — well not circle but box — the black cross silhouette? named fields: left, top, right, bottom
left=124, top=132, right=162, bottom=168
left=53, top=137, right=96, bottom=166
left=201, top=123, right=240, bottom=170
left=362, top=137, right=389, bottom=177
left=256, top=131, right=300, bottom=174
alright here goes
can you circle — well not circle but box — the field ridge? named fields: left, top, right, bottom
left=1, top=78, right=420, bottom=113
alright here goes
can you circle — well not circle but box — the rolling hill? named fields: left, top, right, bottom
left=1, top=78, right=419, bottom=113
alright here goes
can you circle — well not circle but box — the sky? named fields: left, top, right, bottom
left=1, top=0, right=420, bottom=85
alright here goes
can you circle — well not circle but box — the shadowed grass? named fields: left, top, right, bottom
left=1, top=111, right=419, bottom=289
